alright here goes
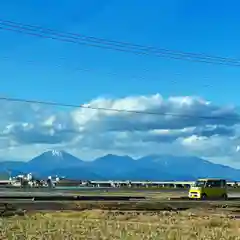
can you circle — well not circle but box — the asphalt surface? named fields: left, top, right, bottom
left=0, top=187, right=186, bottom=196
left=0, top=188, right=240, bottom=199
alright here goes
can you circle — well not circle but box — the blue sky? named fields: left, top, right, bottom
left=0, top=0, right=240, bottom=105
left=1, top=1, right=240, bottom=167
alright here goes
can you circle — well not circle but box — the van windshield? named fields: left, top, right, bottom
left=194, top=181, right=206, bottom=187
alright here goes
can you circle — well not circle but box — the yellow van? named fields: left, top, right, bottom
left=188, top=178, right=228, bottom=200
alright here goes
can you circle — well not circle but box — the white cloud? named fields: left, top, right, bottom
left=0, top=94, right=240, bottom=168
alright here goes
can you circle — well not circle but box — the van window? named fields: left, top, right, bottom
left=194, top=180, right=206, bottom=187
left=221, top=180, right=226, bottom=187
left=206, top=180, right=221, bottom=187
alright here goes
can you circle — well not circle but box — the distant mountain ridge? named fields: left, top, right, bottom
left=25, top=150, right=85, bottom=172
left=0, top=150, right=240, bottom=181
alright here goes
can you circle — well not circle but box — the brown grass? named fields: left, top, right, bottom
left=0, top=208, right=240, bottom=240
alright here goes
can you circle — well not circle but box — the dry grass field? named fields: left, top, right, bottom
left=0, top=205, right=240, bottom=240
left=0, top=188, right=240, bottom=240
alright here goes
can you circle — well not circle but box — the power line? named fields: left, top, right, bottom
left=0, top=96, right=239, bottom=121
left=2, top=24, right=198, bottom=64
left=0, top=19, right=240, bottom=67
left=0, top=24, right=237, bottom=68
left=0, top=19, right=236, bottom=63
left=1, top=19, right=239, bottom=64
left=0, top=22, right=234, bottom=66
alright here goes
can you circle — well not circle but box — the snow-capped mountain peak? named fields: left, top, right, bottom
left=26, top=150, right=83, bottom=172
left=50, top=150, right=63, bottom=157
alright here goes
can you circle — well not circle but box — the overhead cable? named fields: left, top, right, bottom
left=0, top=96, right=239, bottom=121
left=0, top=19, right=240, bottom=66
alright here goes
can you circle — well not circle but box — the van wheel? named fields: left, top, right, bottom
left=201, top=194, right=207, bottom=200
left=222, top=194, right=228, bottom=200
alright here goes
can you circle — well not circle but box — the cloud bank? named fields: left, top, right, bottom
left=0, top=94, right=240, bottom=168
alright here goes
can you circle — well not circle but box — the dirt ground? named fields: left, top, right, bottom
left=0, top=205, right=240, bottom=240
left=1, top=202, right=240, bottom=239
left=1, top=194, right=240, bottom=239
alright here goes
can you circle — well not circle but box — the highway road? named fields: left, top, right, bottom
left=0, top=187, right=186, bottom=195
left=0, top=187, right=240, bottom=198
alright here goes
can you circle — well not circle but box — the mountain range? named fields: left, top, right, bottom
left=0, top=150, right=240, bottom=181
